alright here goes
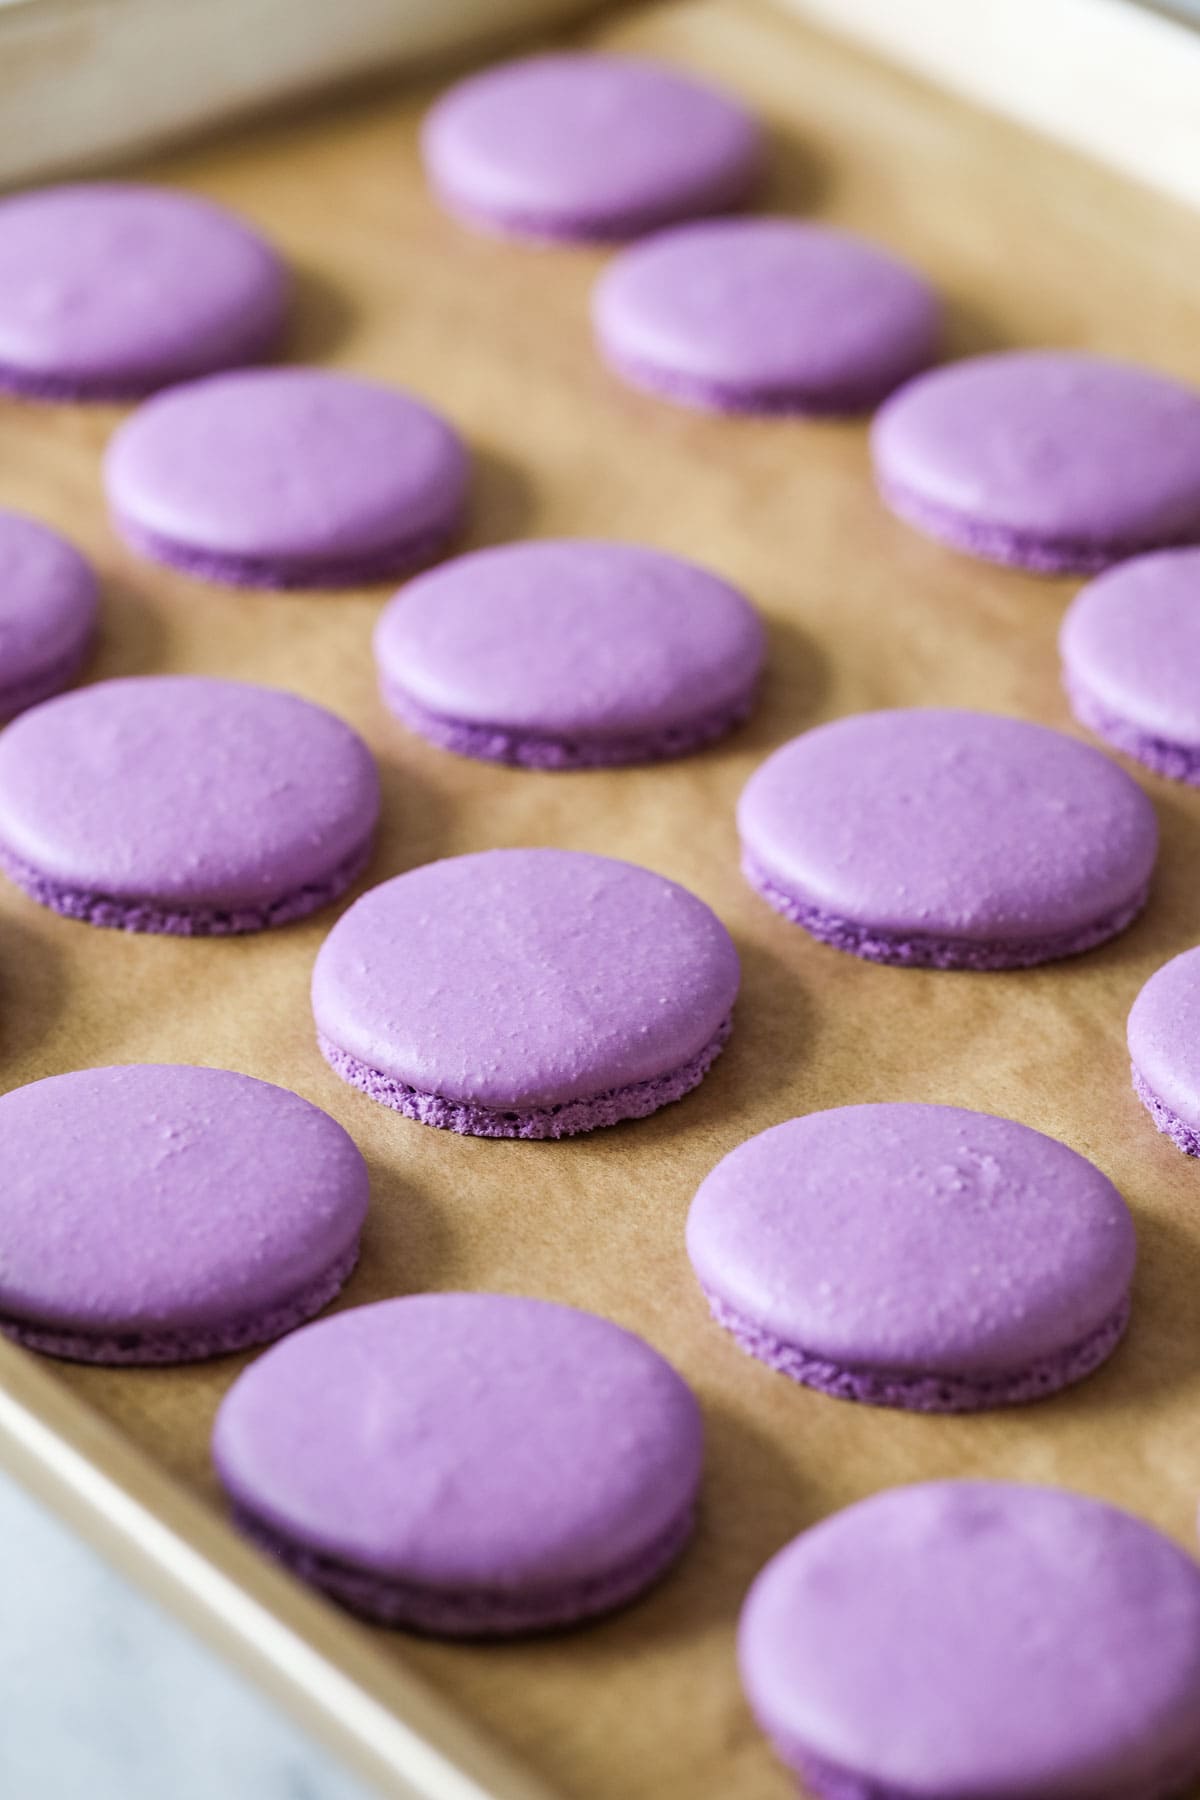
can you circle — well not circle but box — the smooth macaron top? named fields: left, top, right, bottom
left=1128, top=946, right=1200, bottom=1130
left=0, top=1065, right=368, bottom=1337
left=738, top=709, right=1158, bottom=942
left=421, top=52, right=761, bottom=240
left=0, top=676, right=380, bottom=906
left=739, top=1482, right=1200, bottom=1799
left=594, top=218, right=941, bottom=410
left=213, top=1293, right=704, bottom=1589
left=312, top=848, right=740, bottom=1108
left=374, top=539, right=766, bottom=739
left=104, top=368, right=469, bottom=574
left=1061, top=549, right=1200, bottom=747
left=0, top=182, right=287, bottom=397
left=688, top=1104, right=1135, bottom=1375
left=872, top=351, right=1200, bottom=558
left=0, top=510, right=97, bottom=706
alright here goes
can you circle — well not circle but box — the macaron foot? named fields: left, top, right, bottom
left=742, top=853, right=1149, bottom=970
left=1, top=1242, right=359, bottom=1366
left=703, top=1287, right=1131, bottom=1412
left=234, top=1500, right=694, bottom=1637
left=318, top=1014, right=732, bottom=1139
left=112, top=513, right=458, bottom=591
left=1067, top=678, right=1200, bottom=785
left=788, top=1742, right=1200, bottom=1800
left=1131, top=1065, right=1200, bottom=1157
left=601, top=348, right=899, bottom=418
left=877, top=477, right=1172, bottom=575
left=0, top=328, right=279, bottom=404
left=384, top=684, right=755, bottom=769
left=0, top=835, right=373, bottom=936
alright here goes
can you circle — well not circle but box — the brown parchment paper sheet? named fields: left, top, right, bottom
left=3, top=4, right=1200, bottom=1796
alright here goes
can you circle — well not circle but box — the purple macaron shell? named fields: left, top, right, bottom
left=872, top=352, right=1200, bottom=573
left=104, top=369, right=469, bottom=589
left=0, top=675, right=380, bottom=935
left=738, top=709, right=1158, bottom=969
left=688, top=1104, right=1135, bottom=1412
left=739, top=1482, right=1200, bottom=1800
left=421, top=53, right=761, bottom=243
left=1061, top=549, right=1200, bottom=783
left=1128, top=945, right=1200, bottom=1155
left=0, top=510, right=97, bottom=718
left=312, top=848, right=739, bottom=1137
left=0, top=1065, right=367, bottom=1364
left=594, top=219, right=941, bottom=414
left=0, top=183, right=287, bottom=400
left=374, top=540, right=765, bottom=767
left=213, top=1293, right=703, bottom=1634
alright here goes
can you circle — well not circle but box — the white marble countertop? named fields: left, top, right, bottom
left=0, top=1468, right=377, bottom=1800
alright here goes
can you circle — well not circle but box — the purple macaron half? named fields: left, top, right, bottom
left=374, top=539, right=766, bottom=768
left=872, top=351, right=1200, bottom=573
left=0, top=1065, right=368, bottom=1364
left=1128, top=945, right=1200, bottom=1157
left=421, top=52, right=761, bottom=243
left=312, top=848, right=739, bottom=1138
left=739, top=1481, right=1200, bottom=1800
left=1061, top=548, right=1200, bottom=784
left=0, top=675, right=380, bottom=935
left=104, top=368, right=469, bottom=589
left=0, top=182, right=287, bottom=401
left=594, top=218, right=941, bottom=415
left=213, top=1293, right=703, bottom=1635
left=688, top=1104, right=1135, bottom=1412
left=738, top=709, right=1158, bottom=970
left=0, top=510, right=98, bottom=718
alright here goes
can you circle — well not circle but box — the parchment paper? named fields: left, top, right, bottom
left=2, top=5, right=1200, bottom=1797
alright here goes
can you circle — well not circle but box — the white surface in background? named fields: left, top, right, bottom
left=0, top=0, right=603, bottom=186
left=783, top=0, right=1200, bottom=211
left=0, top=1469, right=374, bottom=1800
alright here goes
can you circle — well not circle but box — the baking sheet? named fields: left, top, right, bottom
left=2, top=3, right=1200, bottom=1797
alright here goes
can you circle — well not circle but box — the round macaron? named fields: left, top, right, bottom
left=0, top=1065, right=368, bottom=1364
left=312, top=848, right=739, bottom=1138
left=0, top=182, right=287, bottom=401
left=1061, top=549, right=1200, bottom=783
left=374, top=539, right=766, bottom=768
left=739, top=1482, right=1200, bottom=1800
left=0, top=675, right=379, bottom=935
left=687, top=1104, right=1135, bottom=1411
left=421, top=52, right=761, bottom=243
left=0, top=510, right=97, bottom=718
left=871, top=351, right=1200, bottom=573
left=1127, top=945, right=1200, bottom=1156
left=104, top=368, right=469, bottom=589
left=738, top=709, right=1158, bottom=970
left=213, top=1293, right=703, bottom=1634
left=593, top=219, right=941, bottom=415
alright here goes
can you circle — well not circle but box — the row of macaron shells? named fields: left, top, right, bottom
left=3, top=48, right=1200, bottom=1800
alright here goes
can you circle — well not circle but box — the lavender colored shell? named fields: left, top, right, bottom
left=872, top=351, right=1200, bottom=572
left=213, top=1293, right=703, bottom=1633
left=738, top=709, right=1157, bottom=968
left=594, top=218, right=941, bottom=414
left=688, top=1103, right=1135, bottom=1411
left=0, top=1065, right=367, bottom=1363
left=0, top=676, right=380, bottom=934
left=421, top=53, right=761, bottom=242
left=739, top=1481, right=1200, bottom=1799
left=104, top=368, right=469, bottom=589
left=374, top=539, right=766, bottom=767
left=0, top=183, right=287, bottom=399
left=312, top=847, right=739, bottom=1135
